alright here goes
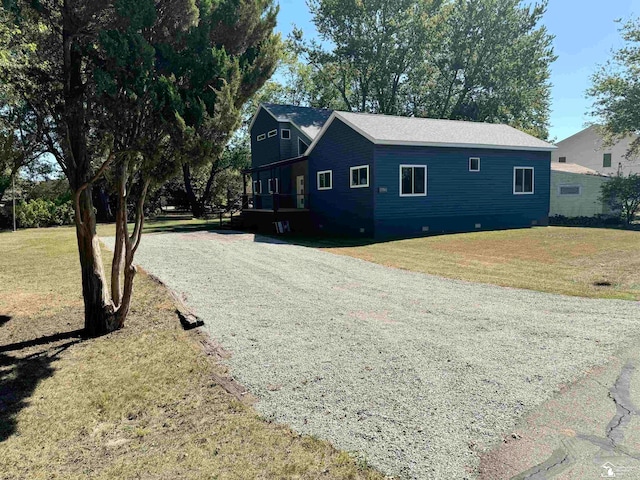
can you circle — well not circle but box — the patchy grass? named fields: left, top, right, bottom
left=0, top=226, right=385, bottom=480
left=312, top=227, right=640, bottom=300
left=96, top=214, right=228, bottom=238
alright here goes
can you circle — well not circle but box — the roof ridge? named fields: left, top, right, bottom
left=336, top=110, right=516, bottom=128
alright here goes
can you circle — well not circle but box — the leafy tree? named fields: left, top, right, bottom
left=601, top=174, right=640, bottom=225
left=588, top=18, right=640, bottom=158
left=0, top=104, right=50, bottom=203
left=0, top=0, right=278, bottom=335
left=292, top=0, right=555, bottom=138
left=295, top=0, right=447, bottom=114
left=407, top=0, right=555, bottom=139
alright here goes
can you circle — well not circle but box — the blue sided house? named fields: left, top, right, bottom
left=242, top=103, right=556, bottom=239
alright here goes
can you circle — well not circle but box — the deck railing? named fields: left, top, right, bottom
left=242, top=193, right=310, bottom=212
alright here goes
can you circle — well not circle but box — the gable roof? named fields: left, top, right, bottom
left=306, top=111, right=556, bottom=155
left=551, top=162, right=605, bottom=176
left=249, top=103, right=334, bottom=141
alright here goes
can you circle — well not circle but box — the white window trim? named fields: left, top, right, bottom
left=268, top=178, right=279, bottom=194
left=298, top=138, right=310, bottom=156
left=268, top=129, right=277, bottom=138
left=317, top=170, right=333, bottom=191
left=350, top=165, right=370, bottom=188
left=399, top=164, right=428, bottom=197
left=558, top=184, right=582, bottom=196
left=257, top=133, right=266, bottom=142
left=253, top=180, right=262, bottom=194
left=281, top=129, right=291, bottom=140
left=469, top=157, right=480, bottom=172
left=513, top=166, right=535, bottom=195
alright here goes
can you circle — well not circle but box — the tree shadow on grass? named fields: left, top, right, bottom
left=0, top=326, right=83, bottom=443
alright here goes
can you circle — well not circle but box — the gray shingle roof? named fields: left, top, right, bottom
left=263, top=103, right=333, bottom=140
left=334, top=111, right=556, bottom=151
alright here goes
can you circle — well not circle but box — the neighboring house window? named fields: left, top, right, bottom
left=558, top=185, right=581, bottom=196
left=268, top=129, right=277, bottom=138
left=603, top=153, right=612, bottom=168
left=350, top=165, right=370, bottom=188
left=257, top=134, right=266, bottom=142
left=400, top=165, right=427, bottom=196
left=281, top=129, right=291, bottom=140
left=253, top=180, right=262, bottom=194
left=469, top=157, right=480, bottom=172
left=317, top=170, right=333, bottom=190
left=298, top=138, right=309, bottom=156
left=268, top=178, right=279, bottom=194
left=513, top=167, right=534, bottom=194
left=558, top=156, right=567, bottom=163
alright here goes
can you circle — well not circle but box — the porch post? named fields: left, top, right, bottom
left=242, top=172, right=248, bottom=210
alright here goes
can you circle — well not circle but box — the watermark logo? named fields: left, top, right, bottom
left=601, top=462, right=636, bottom=478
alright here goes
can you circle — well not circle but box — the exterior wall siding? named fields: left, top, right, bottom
left=279, top=122, right=312, bottom=160
left=307, top=119, right=375, bottom=236
left=250, top=108, right=281, bottom=167
left=550, top=171, right=611, bottom=217
left=373, top=145, right=551, bottom=238
left=552, top=126, right=640, bottom=176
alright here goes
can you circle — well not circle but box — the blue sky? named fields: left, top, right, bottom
left=274, top=0, right=640, bottom=141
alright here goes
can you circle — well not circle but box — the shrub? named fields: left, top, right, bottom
left=15, top=199, right=74, bottom=228
left=549, top=214, right=624, bottom=228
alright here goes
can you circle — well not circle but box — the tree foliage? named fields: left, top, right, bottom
left=588, top=18, right=640, bottom=158
left=170, top=0, right=280, bottom=217
left=0, top=0, right=279, bottom=335
left=601, top=174, right=640, bottom=225
left=292, top=0, right=556, bottom=139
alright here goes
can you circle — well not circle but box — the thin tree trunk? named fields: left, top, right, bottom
left=111, top=162, right=127, bottom=306
left=115, top=178, right=149, bottom=325
left=183, top=163, right=205, bottom=217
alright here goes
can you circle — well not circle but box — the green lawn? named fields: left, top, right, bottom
left=0, top=226, right=384, bottom=480
left=314, top=227, right=640, bottom=300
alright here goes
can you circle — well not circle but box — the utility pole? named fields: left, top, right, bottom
left=12, top=174, right=16, bottom=232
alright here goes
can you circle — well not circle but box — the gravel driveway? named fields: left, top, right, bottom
left=105, top=231, right=640, bottom=479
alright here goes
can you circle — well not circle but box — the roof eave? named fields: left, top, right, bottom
left=373, top=139, right=557, bottom=152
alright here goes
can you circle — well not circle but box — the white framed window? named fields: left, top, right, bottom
left=400, top=165, right=427, bottom=196
left=253, top=180, right=262, bottom=194
left=268, top=178, right=279, bottom=194
left=350, top=165, right=370, bottom=188
left=281, top=129, right=291, bottom=140
left=469, top=157, right=480, bottom=172
left=257, top=133, right=266, bottom=142
left=558, top=184, right=581, bottom=196
left=268, top=129, right=277, bottom=138
left=317, top=170, right=333, bottom=190
left=298, top=138, right=309, bottom=156
left=513, top=167, right=534, bottom=194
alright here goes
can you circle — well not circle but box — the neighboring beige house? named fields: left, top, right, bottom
left=552, top=125, right=639, bottom=176
left=550, top=163, right=611, bottom=217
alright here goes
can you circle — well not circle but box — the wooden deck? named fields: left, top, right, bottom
left=240, top=208, right=312, bottom=234
left=247, top=208, right=310, bottom=213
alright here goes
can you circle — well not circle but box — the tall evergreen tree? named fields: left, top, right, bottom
left=0, top=0, right=279, bottom=335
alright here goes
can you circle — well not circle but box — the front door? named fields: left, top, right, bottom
left=296, top=175, right=305, bottom=209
